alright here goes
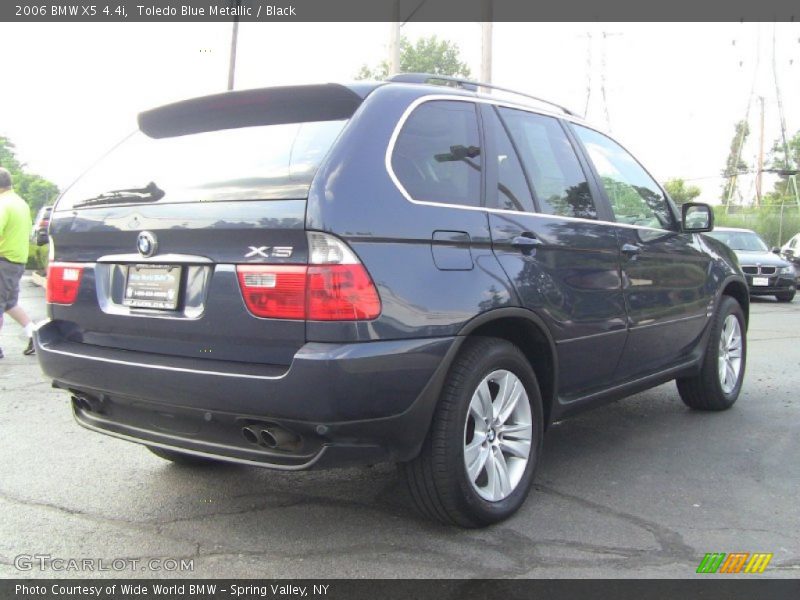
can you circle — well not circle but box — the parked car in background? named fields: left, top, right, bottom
left=35, top=75, right=750, bottom=527
left=780, top=232, right=800, bottom=286
left=707, top=227, right=796, bottom=302
left=31, top=205, right=53, bottom=246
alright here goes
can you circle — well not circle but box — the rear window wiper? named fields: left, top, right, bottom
left=74, top=182, right=165, bottom=208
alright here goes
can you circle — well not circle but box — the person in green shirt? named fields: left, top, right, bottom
left=0, top=167, right=36, bottom=358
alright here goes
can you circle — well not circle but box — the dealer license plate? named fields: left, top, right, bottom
left=124, top=264, right=182, bottom=310
left=752, top=277, right=769, bottom=287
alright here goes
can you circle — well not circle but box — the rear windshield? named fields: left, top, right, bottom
left=57, top=120, right=347, bottom=211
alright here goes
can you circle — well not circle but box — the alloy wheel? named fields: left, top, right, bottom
left=718, top=314, right=743, bottom=395
left=463, top=369, right=533, bottom=502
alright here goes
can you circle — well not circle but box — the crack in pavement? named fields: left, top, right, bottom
left=526, top=485, right=697, bottom=569
left=2, top=480, right=796, bottom=576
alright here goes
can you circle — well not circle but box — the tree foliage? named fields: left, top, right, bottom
left=720, top=120, right=750, bottom=205
left=764, top=129, right=800, bottom=206
left=356, top=35, right=471, bottom=80
left=664, top=178, right=702, bottom=206
left=0, top=136, right=59, bottom=215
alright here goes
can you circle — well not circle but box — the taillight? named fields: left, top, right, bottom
left=46, top=262, right=84, bottom=305
left=236, top=232, right=381, bottom=321
left=236, top=265, right=306, bottom=319
left=306, top=265, right=381, bottom=320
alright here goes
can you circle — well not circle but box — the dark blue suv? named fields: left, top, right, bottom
left=36, top=75, right=749, bottom=527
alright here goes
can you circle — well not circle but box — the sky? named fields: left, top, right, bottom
left=0, top=21, right=798, bottom=204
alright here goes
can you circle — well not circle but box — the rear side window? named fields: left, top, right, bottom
left=573, top=125, right=674, bottom=229
left=57, top=120, right=347, bottom=211
left=497, top=108, right=597, bottom=220
left=391, top=101, right=482, bottom=207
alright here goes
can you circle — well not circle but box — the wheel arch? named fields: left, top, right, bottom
left=720, top=277, right=750, bottom=328
left=458, top=308, right=558, bottom=429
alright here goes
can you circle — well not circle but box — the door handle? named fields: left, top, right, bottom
left=511, top=234, right=543, bottom=250
left=620, top=243, right=641, bottom=257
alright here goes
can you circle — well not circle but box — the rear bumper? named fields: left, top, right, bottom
left=35, top=320, right=457, bottom=468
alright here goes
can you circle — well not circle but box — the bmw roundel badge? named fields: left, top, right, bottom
left=137, top=231, right=158, bottom=257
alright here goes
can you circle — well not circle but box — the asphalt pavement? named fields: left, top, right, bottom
left=1, top=275, right=798, bottom=578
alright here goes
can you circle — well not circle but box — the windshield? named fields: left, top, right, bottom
left=706, top=230, right=769, bottom=252
left=57, top=120, right=347, bottom=211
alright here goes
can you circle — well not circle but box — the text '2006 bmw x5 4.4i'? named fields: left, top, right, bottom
left=36, top=74, right=749, bottom=527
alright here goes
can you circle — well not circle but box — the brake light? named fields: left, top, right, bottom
left=236, top=232, right=381, bottom=321
left=307, top=265, right=381, bottom=320
left=46, top=262, right=84, bottom=304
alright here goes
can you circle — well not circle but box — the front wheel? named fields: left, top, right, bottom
left=402, top=337, right=544, bottom=527
left=775, top=289, right=796, bottom=302
left=676, top=296, right=746, bottom=411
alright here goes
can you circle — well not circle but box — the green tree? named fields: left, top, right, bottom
left=356, top=35, right=471, bottom=80
left=720, top=120, right=750, bottom=205
left=0, top=136, right=59, bottom=215
left=764, top=129, right=800, bottom=206
left=664, top=178, right=702, bottom=206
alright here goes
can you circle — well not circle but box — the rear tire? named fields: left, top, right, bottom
left=676, top=296, right=746, bottom=411
left=775, top=289, right=795, bottom=302
left=146, top=446, right=221, bottom=466
left=402, top=337, right=544, bottom=527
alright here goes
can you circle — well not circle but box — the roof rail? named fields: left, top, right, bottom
left=386, top=73, right=578, bottom=117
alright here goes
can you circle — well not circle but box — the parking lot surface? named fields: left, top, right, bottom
left=1, top=276, right=798, bottom=578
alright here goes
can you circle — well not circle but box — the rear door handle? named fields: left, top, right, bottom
left=621, top=243, right=641, bottom=257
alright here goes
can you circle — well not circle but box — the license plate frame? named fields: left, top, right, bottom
left=123, top=264, right=182, bottom=310
left=752, top=276, right=769, bottom=287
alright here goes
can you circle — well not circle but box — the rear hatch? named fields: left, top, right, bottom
left=48, top=84, right=364, bottom=366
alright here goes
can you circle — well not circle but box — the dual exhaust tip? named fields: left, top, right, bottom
left=241, top=424, right=300, bottom=451
left=72, top=395, right=96, bottom=413
left=73, top=395, right=301, bottom=452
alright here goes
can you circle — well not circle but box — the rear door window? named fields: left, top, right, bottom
left=484, top=107, right=535, bottom=213
left=391, top=100, right=482, bottom=207
left=497, top=108, right=597, bottom=220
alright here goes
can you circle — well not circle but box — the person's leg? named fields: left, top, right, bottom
left=5, top=305, right=35, bottom=355
left=5, top=304, right=32, bottom=329
left=0, top=262, right=35, bottom=355
left=0, top=261, right=10, bottom=359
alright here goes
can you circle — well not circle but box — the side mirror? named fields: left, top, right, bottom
left=771, top=247, right=781, bottom=255
left=682, top=202, right=714, bottom=233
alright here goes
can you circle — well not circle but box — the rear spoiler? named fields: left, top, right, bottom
left=138, top=84, right=365, bottom=139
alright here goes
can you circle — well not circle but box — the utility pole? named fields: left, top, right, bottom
left=580, top=32, right=592, bottom=118
left=755, top=96, right=765, bottom=207
left=480, top=1, right=493, bottom=86
left=388, top=1, right=401, bottom=76
left=226, top=0, right=241, bottom=91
